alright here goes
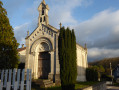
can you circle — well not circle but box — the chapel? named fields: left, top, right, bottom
left=18, top=0, right=88, bottom=83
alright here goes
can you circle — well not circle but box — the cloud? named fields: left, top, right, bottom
left=14, top=22, right=37, bottom=44
left=72, top=9, right=119, bottom=61
left=88, top=48, right=119, bottom=61
left=1, top=0, right=28, bottom=15
left=74, top=9, right=119, bottom=49
left=23, top=0, right=93, bottom=28
left=13, top=0, right=93, bottom=46
left=14, top=23, right=29, bottom=46
left=22, top=0, right=41, bottom=20
left=48, top=0, right=93, bottom=28
left=4, top=0, right=119, bottom=61
left=14, top=18, right=38, bottom=47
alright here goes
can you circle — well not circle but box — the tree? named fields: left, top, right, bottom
left=86, top=67, right=98, bottom=81
left=58, top=27, right=77, bottom=90
left=90, top=65, right=105, bottom=81
left=0, top=1, right=19, bottom=69
left=99, top=65, right=105, bottom=73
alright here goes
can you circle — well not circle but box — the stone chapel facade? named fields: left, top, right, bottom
left=18, top=0, right=88, bottom=83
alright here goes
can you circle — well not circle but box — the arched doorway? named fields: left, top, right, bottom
left=38, top=51, right=50, bottom=79
left=30, top=37, right=53, bottom=79
left=38, top=42, right=51, bottom=79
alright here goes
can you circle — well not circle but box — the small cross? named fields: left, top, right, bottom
left=85, top=43, right=87, bottom=49
left=59, top=22, right=62, bottom=29
left=43, top=0, right=45, bottom=4
left=27, top=31, right=29, bottom=36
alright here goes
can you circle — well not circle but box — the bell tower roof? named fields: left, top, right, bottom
left=38, top=0, right=49, bottom=26
left=42, top=0, right=46, bottom=4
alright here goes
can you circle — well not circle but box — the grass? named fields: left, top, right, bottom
left=113, top=82, right=119, bottom=86
left=32, top=81, right=99, bottom=90
left=75, top=81, right=99, bottom=89
left=32, top=86, right=61, bottom=90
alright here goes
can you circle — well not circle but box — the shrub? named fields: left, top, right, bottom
left=18, top=63, right=25, bottom=70
left=58, top=27, right=77, bottom=90
left=86, top=68, right=98, bottom=81
left=101, top=73, right=113, bottom=81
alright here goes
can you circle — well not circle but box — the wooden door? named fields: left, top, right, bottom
left=38, top=52, right=50, bottom=79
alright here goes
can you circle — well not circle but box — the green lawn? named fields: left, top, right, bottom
left=32, top=86, right=61, bottom=90
left=75, top=81, right=99, bottom=89
left=113, top=82, right=119, bottom=86
left=32, top=81, right=99, bottom=90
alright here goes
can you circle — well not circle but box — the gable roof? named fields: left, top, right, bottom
left=47, top=24, right=59, bottom=32
left=17, top=47, right=26, bottom=52
left=76, top=43, right=87, bottom=51
left=26, top=24, right=59, bottom=39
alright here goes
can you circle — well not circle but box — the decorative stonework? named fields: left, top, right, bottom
left=19, top=0, right=88, bottom=84
left=39, top=42, right=49, bottom=52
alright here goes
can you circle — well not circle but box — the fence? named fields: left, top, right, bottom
left=0, top=69, right=32, bottom=90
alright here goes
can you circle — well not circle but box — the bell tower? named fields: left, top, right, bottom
left=38, top=0, right=49, bottom=25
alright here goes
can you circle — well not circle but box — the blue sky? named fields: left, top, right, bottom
left=1, top=0, right=119, bottom=62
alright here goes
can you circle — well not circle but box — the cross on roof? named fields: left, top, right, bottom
left=42, top=0, right=45, bottom=4
left=59, top=22, right=62, bottom=29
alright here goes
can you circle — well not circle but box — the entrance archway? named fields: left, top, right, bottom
left=30, top=37, right=53, bottom=79
left=37, top=42, right=51, bottom=79
left=38, top=51, right=50, bottom=79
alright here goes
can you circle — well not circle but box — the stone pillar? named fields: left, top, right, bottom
left=25, top=38, right=30, bottom=69
left=32, top=52, right=35, bottom=79
left=33, top=52, right=38, bottom=79
left=55, top=34, right=61, bottom=85
left=48, top=51, right=54, bottom=81
left=35, top=52, right=39, bottom=79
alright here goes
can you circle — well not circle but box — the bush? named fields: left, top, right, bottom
left=18, top=63, right=25, bottom=70
left=86, top=68, right=98, bottom=81
left=101, top=73, right=112, bottom=81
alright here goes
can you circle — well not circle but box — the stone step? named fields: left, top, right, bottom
left=33, top=79, right=55, bottom=88
left=44, top=81, right=53, bottom=84
left=44, top=83, right=55, bottom=88
left=34, top=79, right=50, bottom=84
left=42, top=79, right=51, bottom=83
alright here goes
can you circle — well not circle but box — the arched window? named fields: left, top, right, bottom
left=44, top=16, right=46, bottom=22
left=42, top=10, right=44, bottom=15
left=40, top=17, right=42, bottom=22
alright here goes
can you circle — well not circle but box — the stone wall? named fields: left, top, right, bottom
left=79, top=82, right=106, bottom=90
left=76, top=44, right=88, bottom=82
left=18, top=49, right=26, bottom=63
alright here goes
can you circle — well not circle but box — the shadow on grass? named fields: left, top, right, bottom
left=32, top=81, right=99, bottom=90
left=32, top=84, right=62, bottom=90
left=75, top=81, right=99, bottom=89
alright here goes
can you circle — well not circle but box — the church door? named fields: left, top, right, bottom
left=38, top=52, right=50, bottom=79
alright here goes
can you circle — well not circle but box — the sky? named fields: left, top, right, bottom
left=1, top=0, right=119, bottom=62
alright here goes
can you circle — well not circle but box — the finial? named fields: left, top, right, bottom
left=42, top=0, right=46, bottom=4
left=27, top=31, right=29, bottom=36
left=22, top=44, right=24, bottom=48
left=59, top=22, right=62, bottom=29
left=85, top=43, right=87, bottom=49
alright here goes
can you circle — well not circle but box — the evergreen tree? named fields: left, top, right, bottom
left=59, top=27, right=77, bottom=90
left=0, top=1, right=19, bottom=69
